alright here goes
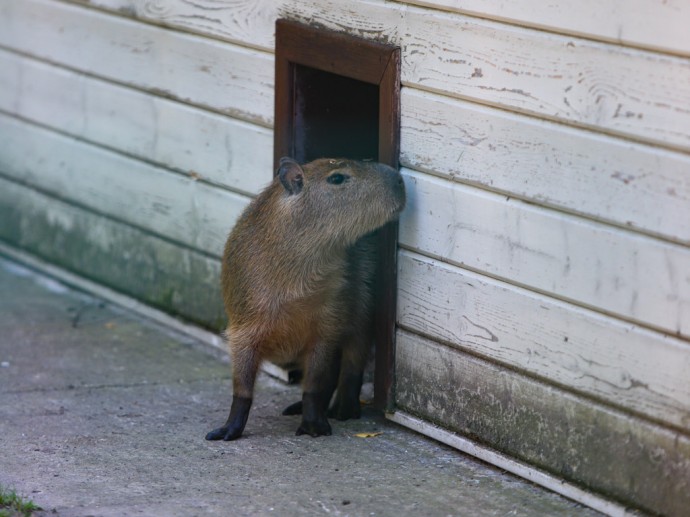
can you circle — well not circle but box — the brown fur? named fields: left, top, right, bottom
left=206, top=157, right=405, bottom=441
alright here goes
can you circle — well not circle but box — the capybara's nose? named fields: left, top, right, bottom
left=376, top=163, right=403, bottom=185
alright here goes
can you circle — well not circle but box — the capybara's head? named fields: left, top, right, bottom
left=276, top=157, right=406, bottom=246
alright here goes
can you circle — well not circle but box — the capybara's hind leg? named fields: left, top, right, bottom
left=329, top=330, right=369, bottom=421
left=281, top=400, right=303, bottom=416
left=206, top=341, right=260, bottom=441
left=329, top=373, right=363, bottom=421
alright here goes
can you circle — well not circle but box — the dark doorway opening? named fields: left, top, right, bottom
left=274, top=19, right=400, bottom=410
left=293, top=66, right=379, bottom=163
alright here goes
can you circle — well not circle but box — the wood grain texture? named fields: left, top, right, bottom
left=0, top=177, right=226, bottom=328
left=398, top=251, right=690, bottom=431
left=0, top=49, right=273, bottom=196
left=397, top=0, right=690, bottom=56
left=72, top=0, right=690, bottom=150
left=399, top=169, right=690, bottom=339
left=0, top=115, right=250, bottom=257
left=394, top=4, right=690, bottom=152
left=81, top=0, right=277, bottom=50
left=400, top=88, right=690, bottom=245
left=0, top=0, right=274, bottom=126
left=395, top=330, right=690, bottom=517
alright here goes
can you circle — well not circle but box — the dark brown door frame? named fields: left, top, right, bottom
left=274, top=19, right=401, bottom=410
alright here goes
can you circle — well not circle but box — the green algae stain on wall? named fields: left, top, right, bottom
left=0, top=179, right=226, bottom=331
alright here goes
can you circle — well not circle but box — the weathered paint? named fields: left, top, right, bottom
left=395, top=330, right=690, bottom=516
left=398, top=251, right=690, bottom=431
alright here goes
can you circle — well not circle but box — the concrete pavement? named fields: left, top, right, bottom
left=0, top=256, right=599, bottom=516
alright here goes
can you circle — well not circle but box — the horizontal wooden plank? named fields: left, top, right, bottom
left=0, top=177, right=226, bottom=328
left=398, top=169, right=690, bottom=339
left=396, top=0, right=690, bottom=56
left=75, top=0, right=690, bottom=150
left=395, top=330, right=690, bottom=517
left=400, top=88, right=690, bottom=245
left=0, top=115, right=250, bottom=257
left=0, top=49, right=273, bottom=196
left=0, top=0, right=274, bottom=126
left=398, top=251, right=690, bottom=430
left=78, top=0, right=277, bottom=49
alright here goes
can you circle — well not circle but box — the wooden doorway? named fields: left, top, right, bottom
left=274, top=19, right=401, bottom=410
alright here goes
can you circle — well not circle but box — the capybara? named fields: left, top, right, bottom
left=206, top=157, right=405, bottom=440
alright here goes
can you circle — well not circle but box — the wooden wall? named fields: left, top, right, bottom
left=1, top=1, right=688, bottom=514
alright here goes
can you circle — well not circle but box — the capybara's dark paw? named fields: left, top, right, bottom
left=282, top=400, right=303, bottom=416
left=207, top=396, right=251, bottom=441
left=205, top=425, right=243, bottom=441
left=328, top=399, right=361, bottom=421
left=295, top=417, right=332, bottom=437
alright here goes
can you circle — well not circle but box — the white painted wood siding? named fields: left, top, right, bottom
left=0, top=49, right=273, bottom=196
left=1, top=0, right=688, bottom=512
left=400, top=170, right=690, bottom=339
left=398, top=251, right=690, bottom=430
left=397, top=1, right=690, bottom=56
left=401, top=88, right=690, bottom=245
left=0, top=115, right=249, bottom=256
left=0, top=0, right=274, bottom=126
left=69, top=0, right=690, bottom=151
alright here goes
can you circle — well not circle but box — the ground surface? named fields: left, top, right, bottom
left=0, top=257, right=600, bottom=516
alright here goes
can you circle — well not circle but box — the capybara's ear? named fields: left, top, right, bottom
left=278, top=157, right=304, bottom=195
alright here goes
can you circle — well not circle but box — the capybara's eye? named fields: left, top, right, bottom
left=326, top=173, right=348, bottom=185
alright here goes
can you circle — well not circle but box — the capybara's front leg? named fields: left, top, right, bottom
left=295, top=344, right=339, bottom=437
left=295, top=392, right=332, bottom=437
left=205, top=395, right=253, bottom=441
left=282, top=351, right=340, bottom=417
left=206, top=340, right=260, bottom=441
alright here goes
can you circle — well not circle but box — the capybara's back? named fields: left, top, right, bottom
left=206, top=157, right=406, bottom=441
